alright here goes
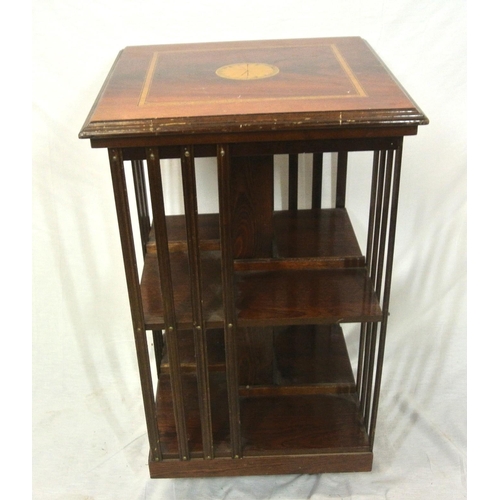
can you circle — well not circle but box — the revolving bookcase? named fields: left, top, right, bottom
left=79, top=37, right=428, bottom=478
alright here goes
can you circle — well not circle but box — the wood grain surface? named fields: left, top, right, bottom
left=79, top=37, right=428, bottom=140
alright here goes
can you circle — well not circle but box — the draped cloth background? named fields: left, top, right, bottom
left=33, top=1, right=467, bottom=498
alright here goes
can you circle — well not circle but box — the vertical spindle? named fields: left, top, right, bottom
left=217, top=144, right=242, bottom=459
left=108, top=148, right=162, bottom=462
left=181, top=145, right=214, bottom=459
left=146, top=147, right=190, bottom=461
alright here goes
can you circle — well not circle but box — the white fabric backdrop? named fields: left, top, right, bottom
left=32, top=1, right=467, bottom=498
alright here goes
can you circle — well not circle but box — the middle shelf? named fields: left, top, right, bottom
left=141, top=208, right=382, bottom=330
left=160, top=324, right=357, bottom=396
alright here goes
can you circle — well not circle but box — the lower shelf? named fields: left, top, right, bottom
left=239, top=324, right=357, bottom=396
left=155, top=371, right=370, bottom=475
left=153, top=319, right=370, bottom=476
left=160, top=324, right=357, bottom=395
left=240, top=393, right=370, bottom=456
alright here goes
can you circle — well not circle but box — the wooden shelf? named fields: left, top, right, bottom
left=274, top=208, right=364, bottom=261
left=236, top=267, right=381, bottom=326
left=239, top=324, right=356, bottom=397
left=141, top=208, right=380, bottom=329
left=147, top=208, right=364, bottom=269
left=156, top=372, right=369, bottom=460
left=160, top=329, right=226, bottom=375
left=157, top=323, right=362, bottom=461
left=240, top=394, right=369, bottom=456
left=156, top=372, right=232, bottom=459
left=146, top=213, right=220, bottom=253
left=141, top=253, right=381, bottom=329
left=141, top=251, right=224, bottom=330
left=160, top=324, right=356, bottom=396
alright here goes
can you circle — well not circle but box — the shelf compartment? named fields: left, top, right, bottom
left=142, top=255, right=380, bottom=329
left=141, top=251, right=224, bottom=330
left=273, top=208, right=364, bottom=262
left=156, top=372, right=231, bottom=459
left=240, top=393, right=369, bottom=456
left=160, top=329, right=226, bottom=375
left=146, top=213, right=220, bottom=254
left=235, top=268, right=381, bottom=327
left=160, top=324, right=356, bottom=396
left=156, top=371, right=369, bottom=460
left=147, top=208, right=364, bottom=270
left=142, top=252, right=381, bottom=329
left=235, top=208, right=365, bottom=271
left=239, top=324, right=356, bottom=397
left=232, top=256, right=363, bottom=272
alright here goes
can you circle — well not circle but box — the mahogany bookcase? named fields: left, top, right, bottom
left=79, top=37, right=428, bottom=478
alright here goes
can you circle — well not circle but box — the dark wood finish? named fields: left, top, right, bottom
left=80, top=37, right=427, bottom=478
left=155, top=371, right=370, bottom=461
left=273, top=208, right=363, bottom=261
left=149, top=451, right=373, bottom=477
left=336, top=151, right=348, bottom=208
left=240, top=394, right=369, bottom=455
left=146, top=147, right=190, bottom=460
left=141, top=207, right=370, bottom=329
left=368, top=139, right=404, bottom=447
left=239, top=324, right=356, bottom=397
left=120, top=136, right=401, bottom=160
left=162, top=324, right=356, bottom=398
left=79, top=37, right=427, bottom=141
left=131, top=160, right=151, bottom=255
left=236, top=208, right=365, bottom=271
left=180, top=145, right=214, bottom=459
left=312, top=153, right=323, bottom=209
left=231, top=155, right=274, bottom=259
left=217, top=145, right=242, bottom=458
left=152, top=330, right=163, bottom=377
left=89, top=126, right=418, bottom=149
left=141, top=251, right=223, bottom=330
left=155, top=328, right=371, bottom=477
left=237, top=327, right=274, bottom=387
left=236, top=268, right=382, bottom=326
left=108, top=149, right=162, bottom=462
left=232, top=256, right=363, bottom=272
left=156, top=373, right=231, bottom=459
left=357, top=151, right=382, bottom=396
left=272, top=324, right=355, bottom=387
left=141, top=252, right=382, bottom=329
left=160, top=329, right=226, bottom=375
left=288, top=154, right=299, bottom=210
left=146, top=214, right=220, bottom=253
left=148, top=208, right=364, bottom=267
